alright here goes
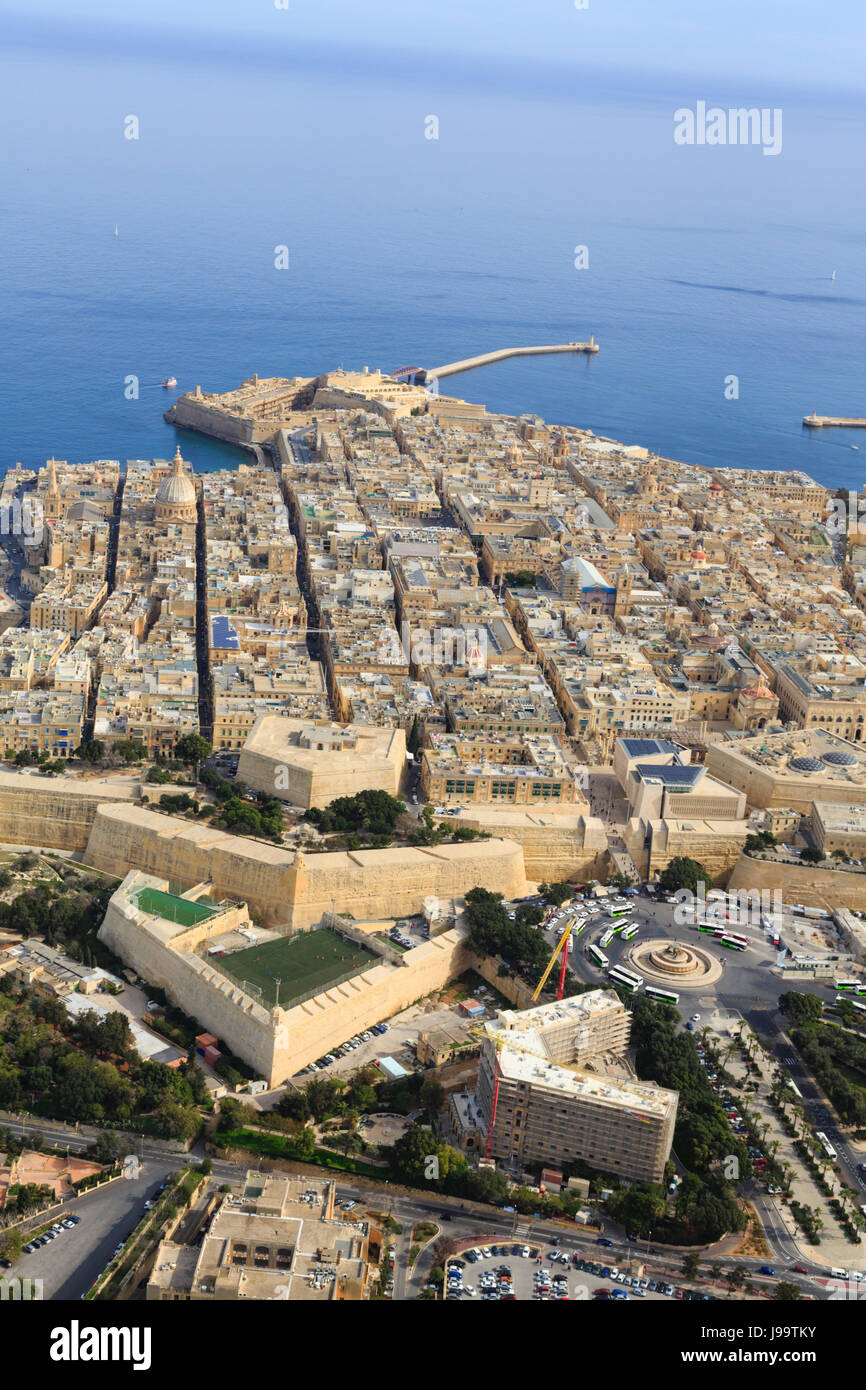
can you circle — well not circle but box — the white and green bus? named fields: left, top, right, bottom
left=608, top=964, right=644, bottom=993
left=588, top=943, right=609, bottom=969
left=645, top=984, right=680, bottom=1005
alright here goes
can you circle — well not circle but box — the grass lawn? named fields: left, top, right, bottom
left=214, top=927, right=375, bottom=1007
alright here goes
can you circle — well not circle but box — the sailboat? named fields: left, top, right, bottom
left=830, top=270, right=836, bottom=281
left=114, top=225, right=119, bottom=238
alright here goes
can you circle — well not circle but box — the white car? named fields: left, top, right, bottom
left=691, top=1014, right=701, bottom=1022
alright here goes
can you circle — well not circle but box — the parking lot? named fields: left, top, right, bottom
left=5, top=1160, right=173, bottom=1300
left=441, top=1242, right=695, bottom=1302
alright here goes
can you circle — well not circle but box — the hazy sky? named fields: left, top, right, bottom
left=3, top=0, right=864, bottom=95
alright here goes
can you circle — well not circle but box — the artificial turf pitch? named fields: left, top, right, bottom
left=214, top=927, right=374, bottom=1007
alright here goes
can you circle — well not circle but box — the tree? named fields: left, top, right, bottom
left=799, top=847, right=823, bottom=863
left=420, top=1078, right=445, bottom=1115
left=278, top=1089, right=311, bottom=1123
left=773, top=1281, right=803, bottom=1301
left=539, top=882, right=572, bottom=907
left=658, top=857, right=712, bottom=895
left=174, top=734, right=212, bottom=767
left=778, top=992, right=823, bottom=1026
left=114, top=740, right=148, bottom=764
left=76, top=739, right=105, bottom=764
left=0, top=1229, right=23, bottom=1263
left=91, top=1131, right=122, bottom=1165
left=681, top=1251, right=701, bottom=1280
left=389, top=1127, right=465, bottom=1188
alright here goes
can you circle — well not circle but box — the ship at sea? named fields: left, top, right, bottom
left=162, top=377, right=177, bottom=389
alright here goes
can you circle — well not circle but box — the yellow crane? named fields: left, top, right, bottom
left=531, top=914, right=577, bottom=1002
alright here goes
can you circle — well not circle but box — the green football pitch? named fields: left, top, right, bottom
left=213, top=928, right=375, bottom=1007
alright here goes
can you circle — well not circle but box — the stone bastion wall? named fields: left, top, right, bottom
left=81, top=804, right=527, bottom=926
left=727, top=853, right=866, bottom=912
left=0, top=770, right=139, bottom=852
left=99, top=873, right=473, bottom=1084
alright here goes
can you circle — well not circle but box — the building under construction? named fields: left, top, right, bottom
left=473, top=992, right=678, bottom=1184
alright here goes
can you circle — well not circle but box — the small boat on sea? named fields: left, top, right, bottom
left=161, top=377, right=177, bottom=389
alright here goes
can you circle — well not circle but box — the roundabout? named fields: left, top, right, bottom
left=625, top=937, right=723, bottom=990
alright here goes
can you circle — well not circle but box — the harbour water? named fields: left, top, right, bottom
left=1, top=28, right=865, bottom=489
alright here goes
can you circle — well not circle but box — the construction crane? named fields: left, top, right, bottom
left=531, top=915, right=577, bottom=1003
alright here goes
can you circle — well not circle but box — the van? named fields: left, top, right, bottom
left=831, top=1267, right=848, bottom=1280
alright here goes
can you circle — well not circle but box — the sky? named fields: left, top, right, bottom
left=2, top=0, right=865, bottom=97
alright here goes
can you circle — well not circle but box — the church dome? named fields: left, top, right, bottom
left=156, top=448, right=196, bottom=519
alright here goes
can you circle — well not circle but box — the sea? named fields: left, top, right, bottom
left=1, top=26, right=865, bottom=491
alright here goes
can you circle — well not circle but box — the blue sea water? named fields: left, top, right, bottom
left=1, top=31, right=865, bottom=490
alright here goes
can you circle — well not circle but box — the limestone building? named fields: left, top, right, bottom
left=236, top=715, right=405, bottom=809
left=147, top=1171, right=375, bottom=1301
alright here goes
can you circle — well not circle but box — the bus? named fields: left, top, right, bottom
left=858, top=984, right=866, bottom=997
left=835, top=979, right=859, bottom=992
left=816, top=1131, right=837, bottom=1161
left=645, top=984, right=680, bottom=1005
left=719, top=936, right=747, bottom=952
left=588, top=943, right=609, bottom=969
left=599, top=928, right=616, bottom=949
left=620, top=924, right=639, bottom=941
left=837, top=995, right=866, bottom=1015
left=609, top=904, right=634, bottom=918
left=608, top=965, right=644, bottom=993
left=697, top=919, right=725, bottom=933
left=720, top=931, right=750, bottom=949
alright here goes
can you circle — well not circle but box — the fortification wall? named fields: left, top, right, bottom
left=84, top=805, right=527, bottom=928
left=458, top=811, right=607, bottom=881
left=100, top=880, right=472, bottom=1084
left=727, top=854, right=866, bottom=912
left=471, top=954, right=537, bottom=1009
left=0, top=772, right=139, bottom=852
left=165, top=398, right=255, bottom=445
left=269, top=928, right=472, bottom=1081
left=289, top=840, right=527, bottom=928
left=99, top=895, right=278, bottom=1079
left=85, top=807, right=297, bottom=925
